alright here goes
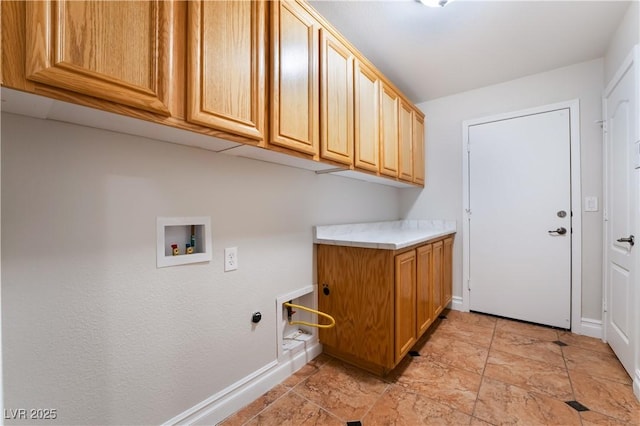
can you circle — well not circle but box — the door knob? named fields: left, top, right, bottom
left=616, top=235, right=635, bottom=247
left=548, top=227, right=567, bottom=235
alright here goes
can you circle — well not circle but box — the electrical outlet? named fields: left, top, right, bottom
left=224, top=247, right=238, bottom=272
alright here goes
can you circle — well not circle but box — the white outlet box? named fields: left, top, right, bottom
left=224, top=247, right=238, bottom=272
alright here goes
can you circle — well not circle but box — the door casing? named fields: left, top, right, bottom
left=461, top=100, right=583, bottom=333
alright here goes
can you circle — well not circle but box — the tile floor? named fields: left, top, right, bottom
left=220, top=310, right=640, bottom=425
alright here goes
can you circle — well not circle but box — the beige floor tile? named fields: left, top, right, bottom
left=418, top=331, right=490, bottom=374
left=244, top=391, right=343, bottom=426
left=445, top=309, right=498, bottom=330
left=484, top=349, right=573, bottom=399
left=281, top=353, right=332, bottom=388
left=569, top=370, right=640, bottom=424
left=222, top=313, right=638, bottom=426
left=473, top=377, right=581, bottom=425
left=580, top=410, right=637, bottom=425
left=362, top=385, right=472, bottom=425
left=558, top=331, right=614, bottom=355
left=495, top=318, right=559, bottom=341
left=491, top=329, right=565, bottom=368
left=219, top=384, right=289, bottom=426
left=293, top=358, right=388, bottom=421
left=432, top=318, right=495, bottom=348
left=389, top=356, right=482, bottom=415
left=563, top=345, right=632, bottom=385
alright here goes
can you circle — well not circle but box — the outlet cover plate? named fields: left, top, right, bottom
left=224, top=247, right=238, bottom=272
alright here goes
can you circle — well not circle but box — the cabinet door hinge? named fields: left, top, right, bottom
left=467, top=279, right=471, bottom=291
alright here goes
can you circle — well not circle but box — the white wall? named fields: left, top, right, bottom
left=400, top=58, right=605, bottom=322
left=1, top=113, right=399, bottom=425
left=604, top=1, right=639, bottom=85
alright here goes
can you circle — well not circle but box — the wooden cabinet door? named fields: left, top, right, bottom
left=443, top=237, right=453, bottom=307
left=416, top=244, right=434, bottom=337
left=317, top=245, right=394, bottom=371
left=319, top=28, right=354, bottom=165
left=270, top=0, right=319, bottom=156
left=380, top=82, right=399, bottom=177
left=398, top=100, right=414, bottom=181
left=354, top=60, right=379, bottom=172
left=25, top=1, right=176, bottom=116
left=187, top=1, right=266, bottom=141
left=395, top=250, right=417, bottom=362
left=413, top=112, right=425, bottom=185
left=432, top=240, right=444, bottom=317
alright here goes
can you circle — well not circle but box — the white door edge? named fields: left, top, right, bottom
left=602, top=44, right=639, bottom=342
left=602, top=44, right=639, bottom=379
left=461, top=100, right=583, bottom=334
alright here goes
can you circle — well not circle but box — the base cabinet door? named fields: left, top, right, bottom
left=187, top=0, right=266, bottom=140
left=443, top=237, right=453, bottom=306
left=394, top=250, right=417, bottom=363
left=416, top=244, right=434, bottom=336
left=432, top=240, right=444, bottom=317
left=25, top=0, right=177, bottom=116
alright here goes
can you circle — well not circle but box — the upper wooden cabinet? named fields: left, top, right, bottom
left=354, top=60, right=380, bottom=172
left=398, top=100, right=414, bottom=182
left=413, top=112, right=425, bottom=185
left=270, top=0, right=320, bottom=156
left=319, top=28, right=354, bottom=165
left=25, top=1, right=177, bottom=116
left=187, top=1, right=266, bottom=141
left=380, top=83, right=399, bottom=177
left=4, top=0, right=426, bottom=187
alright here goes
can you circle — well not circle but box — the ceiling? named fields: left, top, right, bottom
left=309, top=0, right=632, bottom=103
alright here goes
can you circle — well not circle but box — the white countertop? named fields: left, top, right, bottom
left=314, top=220, right=456, bottom=250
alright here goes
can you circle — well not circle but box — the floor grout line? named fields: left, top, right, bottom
left=358, top=383, right=391, bottom=422
left=469, top=319, right=498, bottom=422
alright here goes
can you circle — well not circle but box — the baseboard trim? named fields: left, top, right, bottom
left=450, top=296, right=463, bottom=312
left=164, top=342, right=323, bottom=425
left=578, top=317, right=603, bottom=339
left=634, top=369, right=640, bottom=401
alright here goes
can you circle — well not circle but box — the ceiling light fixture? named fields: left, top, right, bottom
left=417, top=0, right=454, bottom=7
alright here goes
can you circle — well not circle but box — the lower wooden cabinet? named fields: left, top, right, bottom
left=317, top=234, right=454, bottom=375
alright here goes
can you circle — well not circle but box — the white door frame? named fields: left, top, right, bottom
left=461, top=100, right=583, bottom=333
left=602, top=44, right=639, bottom=398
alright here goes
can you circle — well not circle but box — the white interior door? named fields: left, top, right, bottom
left=603, top=47, right=637, bottom=378
left=468, top=109, right=571, bottom=329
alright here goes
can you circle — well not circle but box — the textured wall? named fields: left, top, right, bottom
left=400, top=58, right=605, bottom=321
left=604, top=1, right=639, bottom=85
left=1, top=113, right=399, bottom=425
